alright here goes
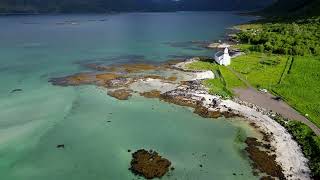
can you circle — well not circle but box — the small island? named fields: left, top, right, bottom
left=129, top=149, right=172, bottom=179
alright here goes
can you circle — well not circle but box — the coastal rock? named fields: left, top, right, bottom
left=160, top=92, right=199, bottom=108
left=129, top=149, right=171, bottom=179
left=207, top=43, right=230, bottom=49
left=107, top=89, right=132, bottom=100
left=104, top=77, right=132, bottom=88
left=194, top=105, right=221, bottom=118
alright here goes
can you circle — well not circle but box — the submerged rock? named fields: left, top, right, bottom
left=129, top=149, right=171, bottom=179
left=56, top=144, right=65, bottom=149
left=49, top=73, right=95, bottom=86
left=107, top=89, right=132, bottom=100
left=10, top=89, right=23, bottom=93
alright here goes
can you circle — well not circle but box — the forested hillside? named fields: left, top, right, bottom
left=262, top=0, right=320, bottom=16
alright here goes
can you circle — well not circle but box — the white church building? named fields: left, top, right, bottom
left=214, top=48, right=231, bottom=66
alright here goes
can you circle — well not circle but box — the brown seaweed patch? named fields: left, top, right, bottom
left=107, top=89, right=132, bottom=100
left=245, top=137, right=285, bottom=179
left=49, top=73, right=95, bottom=86
left=129, top=149, right=171, bottom=179
left=121, top=63, right=158, bottom=73
left=95, top=73, right=119, bottom=81
left=84, top=63, right=117, bottom=72
left=167, top=76, right=178, bottom=81
left=140, top=90, right=161, bottom=99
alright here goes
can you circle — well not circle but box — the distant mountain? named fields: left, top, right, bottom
left=178, top=0, right=273, bottom=11
left=262, top=0, right=320, bottom=16
left=0, top=0, right=273, bottom=14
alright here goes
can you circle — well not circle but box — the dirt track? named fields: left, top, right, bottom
left=234, top=88, right=320, bottom=136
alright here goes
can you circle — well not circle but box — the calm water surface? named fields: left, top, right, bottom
left=0, top=12, right=259, bottom=180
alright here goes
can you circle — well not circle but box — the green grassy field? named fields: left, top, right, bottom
left=231, top=54, right=320, bottom=127
left=273, top=56, right=320, bottom=127
left=231, top=52, right=289, bottom=89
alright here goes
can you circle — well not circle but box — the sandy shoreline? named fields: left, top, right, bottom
left=50, top=58, right=311, bottom=179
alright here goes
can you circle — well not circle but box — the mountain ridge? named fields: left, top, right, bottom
left=0, top=0, right=273, bottom=14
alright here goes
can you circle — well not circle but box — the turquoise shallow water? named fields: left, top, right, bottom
left=0, top=12, right=259, bottom=179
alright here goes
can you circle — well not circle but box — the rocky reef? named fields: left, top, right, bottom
left=129, top=149, right=172, bottom=179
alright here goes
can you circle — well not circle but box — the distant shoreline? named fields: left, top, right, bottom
left=0, top=10, right=261, bottom=17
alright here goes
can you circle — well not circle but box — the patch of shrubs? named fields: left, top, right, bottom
left=237, top=19, right=320, bottom=56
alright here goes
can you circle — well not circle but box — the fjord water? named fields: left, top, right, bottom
left=0, top=12, right=258, bottom=179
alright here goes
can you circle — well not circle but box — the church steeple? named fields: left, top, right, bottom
left=224, top=48, right=229, bottom=54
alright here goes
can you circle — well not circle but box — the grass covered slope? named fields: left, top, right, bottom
left=186, top=61, right=245, bottom=98
left=231, top=53, right=289, bottom=88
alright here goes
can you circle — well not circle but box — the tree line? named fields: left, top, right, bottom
left=237, top=18, right=320, bottom=56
